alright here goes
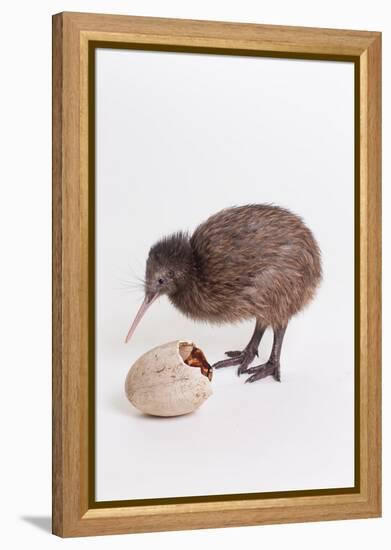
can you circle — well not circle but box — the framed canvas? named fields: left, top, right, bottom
left=52, top=12, right=381, bottom=537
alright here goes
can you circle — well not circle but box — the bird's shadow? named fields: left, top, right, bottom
left=21, top=515, right=52, bottom=534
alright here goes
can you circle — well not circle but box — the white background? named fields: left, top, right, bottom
left=0, top=0, right=389, bottom=548
left=96, top=50, right=354, bottom=500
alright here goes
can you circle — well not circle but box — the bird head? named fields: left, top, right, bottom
left=125, top=231, right=194, bottom=343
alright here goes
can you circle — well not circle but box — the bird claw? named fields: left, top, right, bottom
left=245, top=361, right=281, bottom=383
left=237, top=364, right=250, bottom=377
left=212, top=350, right=257, bottom=376
left=213, top=356, right=243, bottom=369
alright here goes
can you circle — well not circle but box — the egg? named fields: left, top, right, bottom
left=124, top=340, right=213, bottom=417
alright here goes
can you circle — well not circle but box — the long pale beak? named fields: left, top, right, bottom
left=124, top=293, right=159, bottom=343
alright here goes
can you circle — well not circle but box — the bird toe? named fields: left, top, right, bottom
left=225, top=350, right=242, bottom=358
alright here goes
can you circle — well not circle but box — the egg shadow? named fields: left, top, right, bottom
left=111, top=391, right=138, bottom=417
left=111, top=392, right=193, bottom=421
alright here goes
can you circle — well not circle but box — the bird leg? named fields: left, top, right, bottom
left=245, top=325, right=287, bottom=383
left=212, top=321, right=266, bottom=376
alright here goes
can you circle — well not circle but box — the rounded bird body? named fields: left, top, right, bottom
left=171, top=204, right=322, bottom=328
left=125, top=204, right=322, bottom=383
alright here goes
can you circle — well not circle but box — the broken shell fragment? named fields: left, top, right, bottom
left=125, top=340, right=213, bottom=417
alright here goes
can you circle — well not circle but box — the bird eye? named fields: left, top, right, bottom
left=158, top=278, right=165, bottom=285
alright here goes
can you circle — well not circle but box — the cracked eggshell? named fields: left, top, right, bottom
left=125, top=340, right=213, bottom=417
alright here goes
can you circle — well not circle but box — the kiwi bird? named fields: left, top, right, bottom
left=125, top=204, right=322, bottom=383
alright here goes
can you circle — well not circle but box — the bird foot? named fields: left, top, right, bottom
left=212, top=348, right=258, bottom=376
left=245, top=360, right=281, bottom=383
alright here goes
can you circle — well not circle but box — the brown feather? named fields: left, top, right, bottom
left=145, top=204, right=322, bottom=329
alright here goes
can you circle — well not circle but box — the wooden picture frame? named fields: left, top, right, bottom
left=52, top=11, right=381, bottom=537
